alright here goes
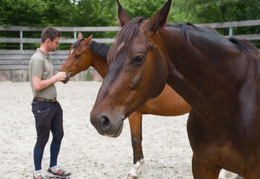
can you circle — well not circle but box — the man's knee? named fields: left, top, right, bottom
left=53, top=131, right=64, bottom=143
left=36, top=136, right=49, bottom=148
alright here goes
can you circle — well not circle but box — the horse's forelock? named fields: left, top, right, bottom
left=72, top=38, right=85, bottom=49
left=108, top=17, right=146, bottom=63
left=68, top=38, right=86, bottom=56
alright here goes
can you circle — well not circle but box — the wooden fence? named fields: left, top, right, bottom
left=0, top=19, right=260, bottom=81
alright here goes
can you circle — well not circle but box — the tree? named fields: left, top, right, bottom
left=183, top=0, right=260, bottom=23
left=0, top=0, right=258, bottom=47
left=0, top=0, right=46, bottom=26
left=182, top=0, right=260, bottom=47
left=43, top=0, right=78, bottom=26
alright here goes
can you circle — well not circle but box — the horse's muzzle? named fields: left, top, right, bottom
left=62, top=73, right=70, bottom=84
left=90, top=112, right=124, bottom=137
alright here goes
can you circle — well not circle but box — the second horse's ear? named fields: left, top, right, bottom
left=82, top=35, right=93, bottom=46
left=145, top=0, right=172, bottom=34
left=78, top=32, right=83, bottom=40
left=116, top=0, right=131, bottom=27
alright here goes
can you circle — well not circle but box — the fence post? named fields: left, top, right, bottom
left=74, top=31, right=77, bottom=39
left=20, top=30, right=23, bottom=50
left=229, top=27, right=233, bottom=36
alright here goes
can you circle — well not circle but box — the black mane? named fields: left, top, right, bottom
left=109, top=16, right=259, bottom=59
left=73, top=38, right=110, bottom=58
left=90, top=40, right=110, bottom=58
left=168, top=22, right=259, bottom=56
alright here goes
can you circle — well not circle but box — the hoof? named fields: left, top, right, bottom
left=125, top=174, right=137, bottom=179
left=125, top=159, right=145, bottom=179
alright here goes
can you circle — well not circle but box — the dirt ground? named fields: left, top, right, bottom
left=0, top=81, right=240, bottom=179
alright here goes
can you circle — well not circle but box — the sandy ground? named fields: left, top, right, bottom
left=0, top=81, right=240, bottom=179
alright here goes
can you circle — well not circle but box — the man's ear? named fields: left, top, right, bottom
left=45, top=38, right=51, bottom=43
left=78, top=32, right=83, bottom=39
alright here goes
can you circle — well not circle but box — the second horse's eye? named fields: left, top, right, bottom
left=132, top=55, right=145, bottom=65
left=75, top=54, right=81, bottom=59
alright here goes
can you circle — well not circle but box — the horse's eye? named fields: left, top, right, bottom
left=75, top=54, right=81, bottom=59
left=132, top=55, right=145, bottom=65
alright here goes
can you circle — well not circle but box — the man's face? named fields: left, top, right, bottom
left=48, top=37, right=60, bottom=52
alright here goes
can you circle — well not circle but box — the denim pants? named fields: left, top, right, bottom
left=31, top=99, right=64, bottom=149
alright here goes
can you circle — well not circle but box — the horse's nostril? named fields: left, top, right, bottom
left=100, top=116, right=111, bottom=131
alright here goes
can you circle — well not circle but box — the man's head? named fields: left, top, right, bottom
left=41, top=27, right=62, bottom=52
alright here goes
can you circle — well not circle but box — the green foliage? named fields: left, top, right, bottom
left=74, top=0, right=116, bottom=26
left=0, top=0, right=259, bottom=48
left=115, top=0, right=189, bottom=23
left=118, top=0, right=167, bottom=18
left=1, top=0, right=258, bottom=27
left=182, top=0, right=260, bottom=47
left=43, top=0, right=78, bottom=26
left=85, top=69, right=92, bottom=81
left=183, top=0, right=260, bottom=23
left=0, top=0, right=46, bottom=26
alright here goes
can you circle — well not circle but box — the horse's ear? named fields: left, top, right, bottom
left=78, top=32, right=83, bottom=39
left=116, top=0, right=131, bottom=27
left=82, top=35, right=93, bottom=46
left=145, top=0, right=171, bottom=33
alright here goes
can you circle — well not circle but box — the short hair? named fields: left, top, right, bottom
left=41, top=27, right=62, bottom=43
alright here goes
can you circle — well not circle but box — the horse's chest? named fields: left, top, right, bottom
left=187, top=109, right=260, bottom=171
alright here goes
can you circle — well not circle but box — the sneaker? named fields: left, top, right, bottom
left=47, top=167, right=71, bottom=178
left=33, top=170, right=45, bottom=179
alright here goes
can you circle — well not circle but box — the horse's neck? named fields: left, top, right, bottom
left=91, top=54, right=108, bottom=78
left=161, top=27, right=238, bottom=112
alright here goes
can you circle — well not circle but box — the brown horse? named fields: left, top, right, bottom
left=90, top=0, right=260, bottom=178
left=59, top=35, right=190, bottom=178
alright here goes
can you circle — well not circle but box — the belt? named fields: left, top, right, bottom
left=34, top=97, right=57, bottom=102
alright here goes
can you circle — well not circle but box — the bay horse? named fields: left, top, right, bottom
left=59, top=34, right=190, bottom=178
left=90, top=0, right=260, bottom=178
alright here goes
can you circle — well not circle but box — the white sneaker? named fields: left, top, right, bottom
left=47, top=166, right=71, bottom=178
left=33, top=170, right=45, bottom=179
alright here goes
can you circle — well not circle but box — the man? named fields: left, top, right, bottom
left=29, top=27, right=71, bottom=179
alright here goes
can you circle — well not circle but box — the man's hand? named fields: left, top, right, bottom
left=32, top=72, right=67, bottom=91
left=54, top=72, right=67, bottom=82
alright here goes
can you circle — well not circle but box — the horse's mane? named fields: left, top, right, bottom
left=228, top=38, right=259, bottom=55
left=168, top=23, right=259, bottom=56
left=73, top=38, right=110, bottom=58
left=109, top=17, right=259, bottom=59
left=90, top=40, right=110, bottom=58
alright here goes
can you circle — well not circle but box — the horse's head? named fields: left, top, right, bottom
left=90, top=0, right=172, bottom=137
left=59, top=35, right=93, bottom=83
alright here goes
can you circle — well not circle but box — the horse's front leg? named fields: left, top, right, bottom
left=126, top=110, right=145, bottom=179
left=192, top=155, right=220, bottom=179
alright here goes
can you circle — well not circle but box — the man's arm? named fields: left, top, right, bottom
left=32, top=72, right=66, bottom=91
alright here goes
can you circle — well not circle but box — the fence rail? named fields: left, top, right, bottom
left=0, top=20, right=259, bottom=81
left=0, top=49, right=95, bottom=82
left=1, top=19, right=260, bottom=49
left=0, top=50, right=67, bottom=70
left=0, top=26, right=121, bottom=48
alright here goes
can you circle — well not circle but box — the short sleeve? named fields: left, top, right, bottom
left=31, top=58, right=44, bottom=78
